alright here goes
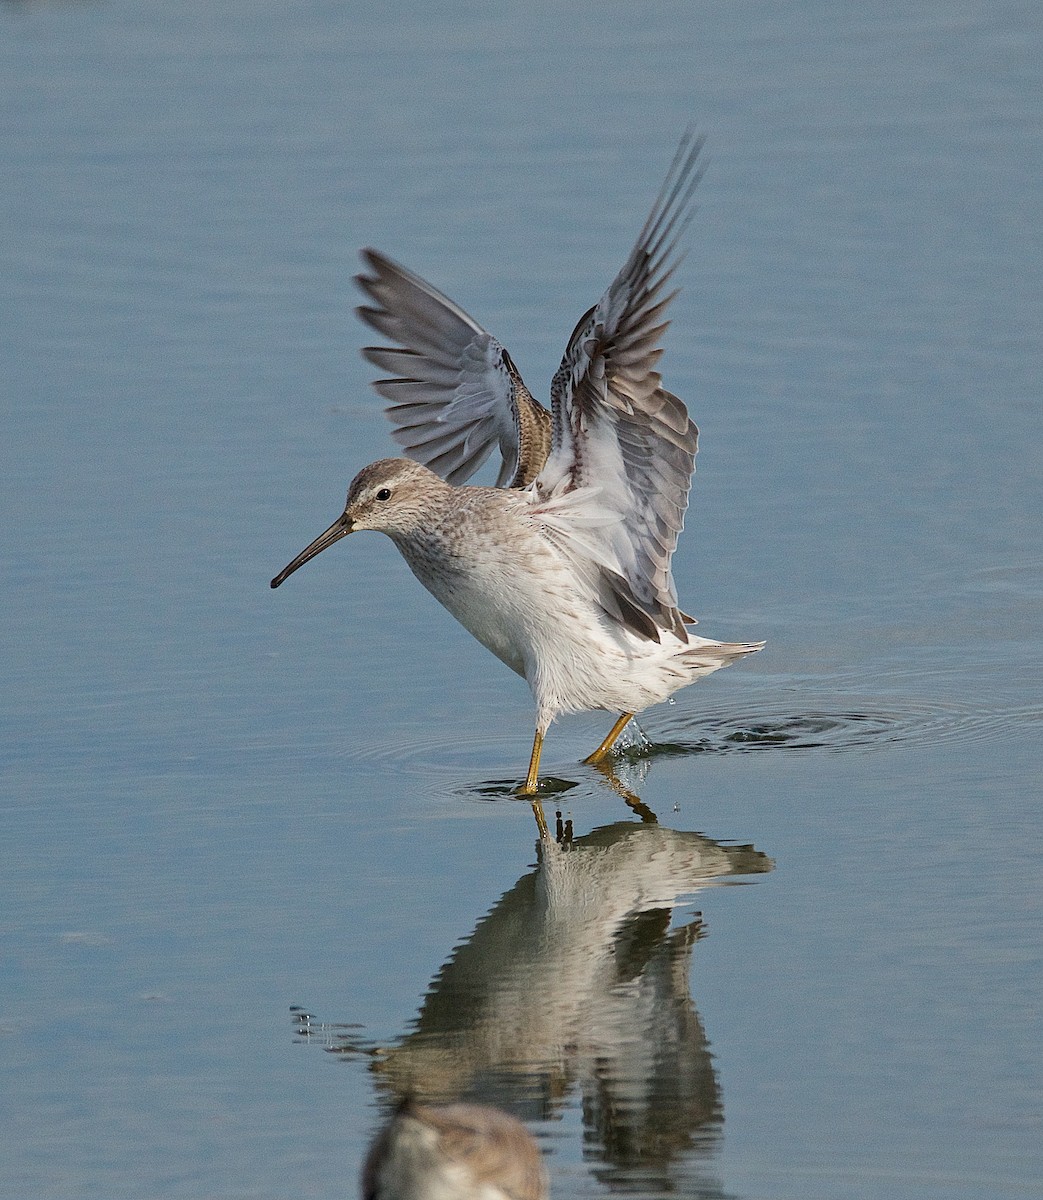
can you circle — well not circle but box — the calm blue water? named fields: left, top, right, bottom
left=2, top=2, right=1041, bottom=1198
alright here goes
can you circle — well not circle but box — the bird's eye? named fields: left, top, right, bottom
left=375, top=488, right=392, bottom=501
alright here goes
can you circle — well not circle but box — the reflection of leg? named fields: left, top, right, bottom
left=531, top=799, right=549, bottom=840
left=583, top=712, right=634, bottom=763
left=518, top=728, right=544, bottom=795
left=586, top=754, right=658, bottom=824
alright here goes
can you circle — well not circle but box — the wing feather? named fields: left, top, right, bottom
left=355, top=249, right=551, bottom=487
left=537, top=132, right=706, bottom=641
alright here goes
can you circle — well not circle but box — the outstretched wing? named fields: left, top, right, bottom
left=355, top=250, right=551, bottom=487
left=537, top=132, right=705, bottom=642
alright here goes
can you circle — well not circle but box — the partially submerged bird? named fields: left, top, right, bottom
left=361, top=1101, right=548, bottom=1200
left=272, top=133, right=763, bottom=794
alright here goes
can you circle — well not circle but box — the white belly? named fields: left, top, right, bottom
left=394, top=518, right=563, bottom=680
left=392, top=513, right=696, bottom=728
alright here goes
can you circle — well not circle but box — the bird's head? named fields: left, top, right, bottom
left=270, top=458, right=442, bottom=589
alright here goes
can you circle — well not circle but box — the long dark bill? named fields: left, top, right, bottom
left=270, top=514, right=353, bottom=588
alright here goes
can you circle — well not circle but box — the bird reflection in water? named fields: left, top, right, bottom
left=295, top=817, right=772, bottom=1197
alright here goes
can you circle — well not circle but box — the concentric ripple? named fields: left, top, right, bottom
left=649, top=692, right=1041, bottom=757
left=349, top=729, right=521, bottom=778
left=345, top=682, right=1040, bottom=782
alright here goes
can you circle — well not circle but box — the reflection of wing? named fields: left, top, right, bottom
left=355, top=249, right=552, bottom=487
left=539, top=132, right=705, bottom=642
left=310, top=820, right=772, bottom=1192
left=367, top=821, right=771, bottom=1112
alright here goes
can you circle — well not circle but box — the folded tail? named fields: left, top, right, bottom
left=680, top=637, right=765, bottom=678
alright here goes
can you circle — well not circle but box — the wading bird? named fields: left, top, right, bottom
left=272, top=133, right=763, bottom=794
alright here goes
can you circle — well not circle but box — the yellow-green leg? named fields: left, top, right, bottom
left=518, top=728, right=545, bottom=796
left=584, top=713, right=634, bottom=764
